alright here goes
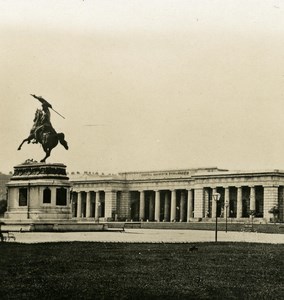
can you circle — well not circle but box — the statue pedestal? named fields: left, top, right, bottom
left=5, top=162, right=72, bottom=221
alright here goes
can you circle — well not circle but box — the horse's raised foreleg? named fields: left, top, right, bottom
left=18, top=135, right=33, bottom=151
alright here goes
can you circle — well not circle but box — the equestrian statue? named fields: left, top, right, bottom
left=17, top=94, right=69, bottom=162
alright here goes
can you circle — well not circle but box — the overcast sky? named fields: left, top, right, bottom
left=1, top=0, right=284, bottom=174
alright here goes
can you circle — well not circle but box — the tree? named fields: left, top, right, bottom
left=0, top=199, right=7, bottom=216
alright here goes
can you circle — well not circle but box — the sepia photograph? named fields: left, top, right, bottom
left=0, top=1, right=283, bottom=299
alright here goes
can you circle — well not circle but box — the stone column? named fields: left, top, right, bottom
left=86, top=191, right=91, bottom=218
left=119, top=191, right=130, bottom=220
left=149, top=193, right=154, bottom=221
left=204, top=188, right=210, bottom=217
left=164, top=192, right=170, bottom=221
left=180, top=191, right=186, bottom=222
left=139, top=190, right=145, bottom=221
left=194, top=188, right=204, bottom=218
left=237, top=186, right=243, bottom=218
left=224, top=187, right=230, bottom=217
left=170, top=190, right=176, bottom=221
left=250, top=186, right=256, bottom=211
left=71, top=192, right=76, bottom=218
left=211, top=188, right=217, bottom=218
left=263, top=185, right=279, bottom=221
left=187, top=189, right=193, bottom=221
left=95, top=191, right=100, bottom=221
left=104, top=191, right=117, bottom=220
left=77, top=191, right=82, bottom=219
left=154, top=190, right=160, bottom=222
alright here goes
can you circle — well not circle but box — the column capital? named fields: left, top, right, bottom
left=263, top=185, right=279, bottom=188
left=104, top=190, right=116, bottom=193
left=193, top=187, right=204, bottom=190
left=215, top=186, right=228, bottom=189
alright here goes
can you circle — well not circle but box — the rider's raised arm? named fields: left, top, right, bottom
left=30, top=94, right=53, bottom=108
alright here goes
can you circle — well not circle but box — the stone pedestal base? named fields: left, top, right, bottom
left=5, top=162, right=72, bottom=221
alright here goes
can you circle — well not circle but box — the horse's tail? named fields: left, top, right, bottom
left=57, top=133, right=69, bottom=150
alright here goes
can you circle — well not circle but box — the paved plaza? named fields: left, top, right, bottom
left=8, top=229, right=284, bottom=244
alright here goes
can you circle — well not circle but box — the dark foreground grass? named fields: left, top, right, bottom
left=0, top=242, right=283, bottom=300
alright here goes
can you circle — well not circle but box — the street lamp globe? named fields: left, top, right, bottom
left=213, top=193, right=221, bottom=202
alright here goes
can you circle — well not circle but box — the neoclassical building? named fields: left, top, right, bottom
left=70, top=167, right=284, bottom=223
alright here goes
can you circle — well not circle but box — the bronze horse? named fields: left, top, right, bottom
left=17, top=109, right=68, bottom=162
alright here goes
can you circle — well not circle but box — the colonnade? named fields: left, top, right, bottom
left=72, top=191, right=104, bottom=220
left=71, top=184, right=281, bottom=222
left=131, top=185, right=269, bottom=221
left=137, top=189, right=194, bottom=222
left=203, top=186, right=261, bottom=219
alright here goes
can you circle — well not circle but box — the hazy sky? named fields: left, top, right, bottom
left=1, top=0, right=284, bottom=174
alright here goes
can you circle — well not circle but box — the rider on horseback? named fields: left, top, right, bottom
left=18, top=94, right=68, bottom=162
left=34, top=101, right=57, bottom=144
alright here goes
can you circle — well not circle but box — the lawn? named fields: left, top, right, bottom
left=0, top=242, right=283, bottom=299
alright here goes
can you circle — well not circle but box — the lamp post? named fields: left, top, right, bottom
left=225, top=200, right=229, bottom=233
left=213, top=193, right=221, bottom=242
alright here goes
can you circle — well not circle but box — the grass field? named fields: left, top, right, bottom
left=0, top=242, right=283, bottom=299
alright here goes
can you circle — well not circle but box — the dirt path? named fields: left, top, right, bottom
left=8, top=229, right=284, bottom=244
